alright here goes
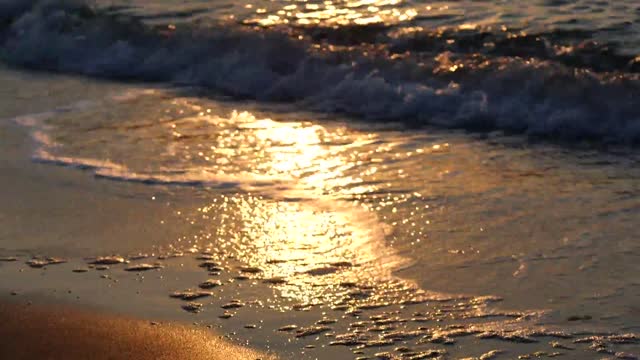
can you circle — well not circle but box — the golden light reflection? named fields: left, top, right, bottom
left=243, top=0, right=417, bottom=27
left=233, top=196, right=410, bottom=306
left=171, top=109, right=416, bottom=306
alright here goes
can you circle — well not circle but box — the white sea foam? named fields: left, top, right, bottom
left=10, top=102, right=295, bottom=191
left=2, top=0, right=640, bottom=144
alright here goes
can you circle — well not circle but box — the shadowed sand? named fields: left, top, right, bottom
left=0, top=301, right=275, bottom=360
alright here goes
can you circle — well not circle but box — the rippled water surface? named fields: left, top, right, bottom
left=1, top=74, right=639, bottom=357
left=105, top=0, right=640, bottom=53
left=2, top=0, right=640, bottom=358
left=3, top=0, right=640, bottom=143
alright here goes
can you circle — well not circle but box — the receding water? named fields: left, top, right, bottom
left=1, top=69, right=639, bottom=358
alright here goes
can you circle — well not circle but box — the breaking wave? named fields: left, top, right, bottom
left=3, top=0, right=640, bottom=144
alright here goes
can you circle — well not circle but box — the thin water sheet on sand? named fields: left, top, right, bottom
left=2, top=66, right=640, bottom=359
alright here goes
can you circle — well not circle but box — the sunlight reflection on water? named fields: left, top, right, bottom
left=164, top=109, right=415, bottom=306
left=12, top=87, right=640, bottom=357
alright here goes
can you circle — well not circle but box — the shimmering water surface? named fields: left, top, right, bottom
left=2, top=0, right=640, bottom=359
left=104, top=0, right=640, bottom=54
left=1, top=68, right=640, bottom=358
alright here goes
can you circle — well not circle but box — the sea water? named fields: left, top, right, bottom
left=2, top=1, right=640, bottom=359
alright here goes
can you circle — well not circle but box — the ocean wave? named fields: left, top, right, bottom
left=11, top=104, right=290, bottom=191
left=34, top=149, right=280, bottom=189
left=2, top=0, right=640, bottom=144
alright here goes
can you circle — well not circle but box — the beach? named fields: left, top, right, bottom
left=2, top=0, right=640, bottom=359
left=1, top=64, right=640, bottom=359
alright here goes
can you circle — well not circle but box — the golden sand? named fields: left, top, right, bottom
left=0, top=301, right=275, bottom=360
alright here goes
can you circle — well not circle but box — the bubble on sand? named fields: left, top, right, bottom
left=401, top=349, right=447, bottom=359
left=157, top=252, right=184, bottom=259
left=199, top=261, right=221, bottom=268
left=305, top=266, right=340, bottom=276
left=266, top=259, right=288, bottom=264
left=277, top=325, right=298, bottom=332
left=615, top=352, right=639, bottom=359
left=395, top=346, right=413, bottom=353
left=295, top=326, right=332, bottom=338
left=328, top=261, right=354, bottom=268
left=381, top=330, right=423, bottom=341
left=170, top=290, right=214, bottom=301
left=574, top=334, right=639, bottom=345
left=339, top=281, right=358, bottom=288
left=361, top=339, right=396, bottom=348
left=219, top=312, right=233, bottom=319
left=26, top=257, right=67, bottom=268
left=345, top=309, right=363, bottom=317
left=550, top=341, right=574, bottom=350
left=221, top=301, right=245, bottom=309
left=350, top=321, right=370, bottom=328
left=262, top=277, right=287, bottom=285
left=181, top=302, right=203, bottom=313
left=198, top=279, right=223, bottom=289
left=124, top=264, right=163, bottom=271
left=330, top=333, right=369, bottom=346
left=478, top=350, right=504, bottom=360
left=89, top=256, right=126, bottom=265
left=347, top=289, right=373, bottom=300
left=476, top=331, right=537, bottom=343
left=373, top=351, right=395, bottom=359
left=517, top=352, right=561, bottom=359
left=238, top=266, right=263, bottom=274
left=293, top=303, right=316, bottom=311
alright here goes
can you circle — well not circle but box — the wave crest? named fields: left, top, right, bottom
left=2, top=0, right=640, bottom=144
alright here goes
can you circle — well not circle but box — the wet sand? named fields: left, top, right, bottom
left=0, top=300, right=275, bottom=360
left=2, top=66, right=640, bottom=359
